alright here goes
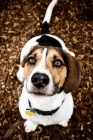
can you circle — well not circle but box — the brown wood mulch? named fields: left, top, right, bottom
left=0, top=0, right=93, bottom=139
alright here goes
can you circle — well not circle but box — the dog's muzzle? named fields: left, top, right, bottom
left=31, top=73, right=49, bottom=88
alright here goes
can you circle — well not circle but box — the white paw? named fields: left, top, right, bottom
left=24, top=120, right=38, bottom=133
left=59, top=120, right=68, bottom=127
left=17, top=66, right=24, bottom=82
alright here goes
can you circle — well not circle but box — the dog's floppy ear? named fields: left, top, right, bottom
left=63, top=51, right=81, bottom=93
left=17, top=56, right=29, bottom=82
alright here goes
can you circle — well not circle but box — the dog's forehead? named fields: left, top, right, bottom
left=47, top=47, right=64, bottom=60
left=28, top=46, right=64, bottom=60
left=28, top=46, right=43, bottom=56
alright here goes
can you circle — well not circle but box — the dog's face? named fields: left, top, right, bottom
left=22, top=46, right=81, bottom=96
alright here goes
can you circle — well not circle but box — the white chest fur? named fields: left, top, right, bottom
left=19, top=86, right=74, bottom=126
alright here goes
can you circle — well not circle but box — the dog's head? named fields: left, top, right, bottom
left=21, top=46, right=81, bottom=96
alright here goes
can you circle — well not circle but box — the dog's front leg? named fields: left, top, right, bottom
left=24, top=120, right=38, bottom=133
left=59, top=120, right=69, bottom=127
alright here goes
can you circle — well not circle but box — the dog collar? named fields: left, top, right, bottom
left=25, top=99, right=65, bottom=116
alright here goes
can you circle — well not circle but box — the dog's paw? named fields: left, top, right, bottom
left=17, top=66, right=24, bottom=82
left=24, top=120, right=38, bottom=133
left=59, top=120, right=68, bottom=127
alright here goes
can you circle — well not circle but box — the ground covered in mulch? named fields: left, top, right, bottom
left=0, top=0, right=93, bottom=139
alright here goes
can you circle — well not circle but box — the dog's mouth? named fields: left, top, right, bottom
left=32, top=91, right=46, bottom=96
left=26, top=84, right=56, bottom=96
left=28, top=90, right=55, bottom=96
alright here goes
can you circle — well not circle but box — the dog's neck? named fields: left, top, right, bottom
left=27, top=98, right=65, bottom=116
left=23, top=85, right=66, bottom=111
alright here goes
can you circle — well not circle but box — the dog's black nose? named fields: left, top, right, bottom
left=31, top=73, right=49, bottom=88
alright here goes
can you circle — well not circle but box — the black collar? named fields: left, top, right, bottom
left=28, top=99, right=65, bottom=116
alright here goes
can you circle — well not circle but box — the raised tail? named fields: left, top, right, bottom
left=41, top=0, right=58, bottom=34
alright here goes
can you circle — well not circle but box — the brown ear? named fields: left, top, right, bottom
left=63, top=51, right=81, bottom=93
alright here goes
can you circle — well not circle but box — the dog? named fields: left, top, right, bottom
left=17, top=0, right=81, bottom=133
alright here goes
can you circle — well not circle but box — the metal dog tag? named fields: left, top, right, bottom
left=25, top=109, right=35, bottom=116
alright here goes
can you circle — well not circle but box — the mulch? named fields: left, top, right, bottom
left=0, top=0, right=93, bottom=139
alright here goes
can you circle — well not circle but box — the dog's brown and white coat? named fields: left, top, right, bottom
left=17, top=0, right=81, bottom=133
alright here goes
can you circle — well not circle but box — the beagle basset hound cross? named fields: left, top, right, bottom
left=17, top=0, right=81, bottom=133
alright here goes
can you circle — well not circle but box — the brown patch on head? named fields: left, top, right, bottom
left=24, top=47, right=43, bottom=81
left=46, top=47, right=67, bottom=89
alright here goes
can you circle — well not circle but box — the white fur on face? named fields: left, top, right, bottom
left=26, top=48, right=54, bottom=96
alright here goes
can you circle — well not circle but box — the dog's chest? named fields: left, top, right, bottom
left=26, top=110, right=61, bottom=126
left=19, top=87, right=73, bottom=126
left=24, top=100, right=68, bottom=126
left=35, top=115, right=55, bottom=126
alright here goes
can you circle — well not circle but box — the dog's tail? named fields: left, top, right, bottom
left=41, top=0, right=58, bottom=34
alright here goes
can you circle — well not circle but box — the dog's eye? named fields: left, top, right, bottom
left=27, top=57, right=36, bottom=65
left=53, top=59, right=63, bottom=67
